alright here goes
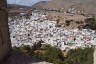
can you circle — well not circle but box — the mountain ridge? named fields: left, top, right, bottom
left=32, top=0, right=96, bottom=14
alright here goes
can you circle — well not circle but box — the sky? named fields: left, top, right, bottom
left=7, top=0, right=49, bottom=6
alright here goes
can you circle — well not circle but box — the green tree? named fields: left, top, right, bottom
left=43, top=45, right=64, bottom=63
left=87, top=18, right=96, bottom=29
left=32, top=40, right=43, bottom=51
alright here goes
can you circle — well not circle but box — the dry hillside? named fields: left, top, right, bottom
left=32, top=0, right=96, bottom=14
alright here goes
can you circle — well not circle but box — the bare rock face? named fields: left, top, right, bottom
left=0, top=0, right=11, bottom=62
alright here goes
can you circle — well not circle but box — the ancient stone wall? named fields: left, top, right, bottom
left=0, top=0, right=11, bottom=62
left=94, top=47, right=96, bottom=64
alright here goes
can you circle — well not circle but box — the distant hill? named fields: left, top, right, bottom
left=32, top=1, right=49, bottom=9
left=7, top=4, right=32, bottom=16
left=32, top=0, right=96, bottom=14
left=7, top=4, right=31, bottom=10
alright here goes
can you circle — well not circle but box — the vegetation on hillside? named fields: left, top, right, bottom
left=63, top=48, right=94, bottom=64
left=86, top=18, right=96, bottom=29
left=13, top=42, right=94, bottom=64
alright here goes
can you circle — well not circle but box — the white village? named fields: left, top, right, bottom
left=8, top=11, right=96, bottom=51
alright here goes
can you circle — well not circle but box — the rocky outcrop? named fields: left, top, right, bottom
left=0, top=0, right=11, bottom=62
left=2, top=50, right=52, bottom=64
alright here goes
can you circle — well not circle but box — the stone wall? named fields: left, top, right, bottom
left=0, top=0, right=11, bottom=62
left=94, top=47, right=96, bottom=64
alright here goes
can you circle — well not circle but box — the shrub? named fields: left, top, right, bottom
left=87, top=18, right=96, bottom=29
left=63, top=47, right=94, bottom=64
left=13, top=44, right=94, bottom=64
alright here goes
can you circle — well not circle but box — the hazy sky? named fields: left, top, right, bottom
left=7, top=0, right=49, bottom=6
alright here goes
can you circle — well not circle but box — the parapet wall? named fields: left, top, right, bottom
left=0, top=0, right=11, bottom=62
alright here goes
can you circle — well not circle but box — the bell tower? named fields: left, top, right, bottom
left=0, top=0, right=11, bottom=62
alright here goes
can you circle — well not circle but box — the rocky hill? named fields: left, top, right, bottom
left=32, top=1, right=49, bottom=9
left=7, top=4, right=31, bottom=9
left=7, top=4, right=32, bottom=16
left=32, top=0, right=96, bottom=14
